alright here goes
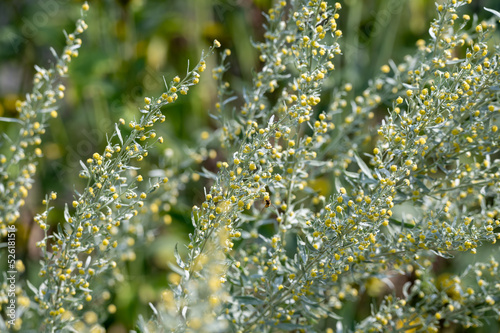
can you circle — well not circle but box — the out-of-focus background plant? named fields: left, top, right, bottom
left=0, top=0, right=499, bottom=332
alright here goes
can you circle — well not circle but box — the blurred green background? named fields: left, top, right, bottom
left=1, top=0, right=499, bottom=331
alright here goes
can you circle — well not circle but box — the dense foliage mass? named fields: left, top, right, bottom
left=0, top=0, right=499, bottom=332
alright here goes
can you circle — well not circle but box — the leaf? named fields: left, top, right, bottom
left=258, top=234, right=271, bottom=245
left=167, top=262, right=185, bottom=276
left=484, top=7, right=500, bottom=18
left=388, top=59, right=398, bottom=74
left=402, top=281, right=412, bottom=298
left=62, top=325, right=79, bottom=333
left=334, top=177, right=342, bottom=192
left=181, top=306, right=188, bottom=319
left=79, top=160, right=88, bottom=173
left=354, top=153, right=373, bottom=179
left=428, top=26, right=436, bottom=40
left=115, top=123, right=123, bottom=145
left=430, top=250, right=454, bottom=259
left=135, top=315, right=149, bottom=333
left=300, top=295, right=319, bottom=306
left=191, top=211, right=197, bottom=227
left=268, top=114, right=275, bottom=127
left=56, top=223, right=63, bottom=238
left=122, top=165, right=140, bottom=170
left=85, top=256, right=91, bottom=268
left=50, top=47, right=58, bottom=59
left=199, top=167, right=218, bottom=181
left=297, top=237, right=308, bottom=264
left=388, top=218, right=416, bottom=229
left=344, top=171, right=360, bottom=179
left=26, top=280, right=39, bottom=296
left=1, top=132, right=12, bottom=144
left=445, top=59, right=463, bottom=65
left=174, top=244, right=185, bottom=269
left=0, top=117, right=23, bottom=124
left=39, top=108, right=57, bottom=114
left=223, top=96, right=238, bottom=106
left=234, top=296, right=265, bottom=305
left=63, top=204, right=71, bottom=223
left=34, top=64, right=45, bottom=73
left=402, top=82, right=418, bottom=90
left=413, top=177, right=430, bottom=193
left=386, top=77, right=397, bottom=85
left=208, top=112, right=220, bottom=121
left=148, top=302, right=158, bottom=316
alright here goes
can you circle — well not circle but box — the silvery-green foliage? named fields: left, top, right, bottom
left=1, top=0, right=499, bottom=332
left=146, top=0, right=500, bottom=332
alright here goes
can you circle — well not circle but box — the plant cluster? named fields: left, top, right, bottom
left=0, top=0, right=499, bottom=332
